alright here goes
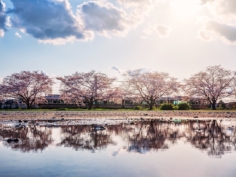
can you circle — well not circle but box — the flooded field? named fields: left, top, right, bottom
left=1, top=118, right=236, bottom=177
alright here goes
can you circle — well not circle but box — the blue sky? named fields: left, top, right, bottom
left=1, top=0, right=236, bottom=93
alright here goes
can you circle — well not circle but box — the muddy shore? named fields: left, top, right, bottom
left=0, top=111, right=236, bottom=120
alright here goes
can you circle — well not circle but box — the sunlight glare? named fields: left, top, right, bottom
left=170, top=0, right=202, bottom=19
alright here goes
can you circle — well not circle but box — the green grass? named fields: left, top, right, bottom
left=0, top=108, right=236, bottom=112
left=0, top=108, right=135, bottom=112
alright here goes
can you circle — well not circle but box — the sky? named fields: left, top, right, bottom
left=0, top=0, right=236, bottom=93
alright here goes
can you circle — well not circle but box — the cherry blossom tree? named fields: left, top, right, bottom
left=0, top=71, right=54, bottom=109
left=0, top=88, right=5, bottom=109
left=57, top=70, right=116, bottom=109
left=0, top=89, right=4, bottom=100
left=122, top=69, right=179, bottom=110
left=184, top=65, right=236, bottom=110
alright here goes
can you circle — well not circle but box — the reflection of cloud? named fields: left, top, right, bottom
left=111, top=147, right=127, bottom=157
left=199, top=20, right=236, bottom=45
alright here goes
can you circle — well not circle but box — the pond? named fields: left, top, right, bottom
left=0, top=118, right=236, bottom=177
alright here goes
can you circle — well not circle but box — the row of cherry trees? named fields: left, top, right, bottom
left=0, top=66, right=235, bottom=110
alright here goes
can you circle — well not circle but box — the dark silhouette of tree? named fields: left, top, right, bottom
left=0, top=125, right=53, bottom=152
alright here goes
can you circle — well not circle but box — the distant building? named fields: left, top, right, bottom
left=226, top=102, right=236, bottom=109
left=188, top=97, right=209, bottom=109
left=2, top=99, right=19, bottom=109
left=45, top=94, right=64, bottom=104
left=156, top=97, right=176, bottom=105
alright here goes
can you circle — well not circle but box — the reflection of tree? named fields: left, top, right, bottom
left=1, top=119, right=236, bottom=157
left=124, top=120, right=182, bottom=153
left=57, top=120, right=236, bottom=156
left=57, top=121, right=183, bottom=153
left=58, top=125, right=114, bottom=151
left=127, top=121, right=165, bottom=153
left=0, top=126, right=53, bottom=152
left=185, top=120, right=235, bottom=157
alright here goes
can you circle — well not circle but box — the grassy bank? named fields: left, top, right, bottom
left=0, top=108, right=236, bottom=112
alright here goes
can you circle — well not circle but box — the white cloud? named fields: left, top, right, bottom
left=203, top=0, right=236, bottom=15
left=39, top=36, right=77, bottom=45
left=156, top=25, right=172, bottom=37
left=78, top=1, right=137, bottom=37
left=116, top=0, right=152, bottom=7
left=4, top=0, right=153, bottom=44
left=115, top=0, right=158, bottom=29
left=197, top=0, right=236, bottom=45
left=110, top=66, right=122, bottom=74
left=0, top=29, right=4, bottom=37
left=19, top=28, right=26, bottom=33
left=126, top=68, right=154, bottom=75
left=9, top=0, right=93, bottom=44
left=199, top=20, right=236, bottom=45
left=0, top=0, right=7, bottom=37
left=138, top=68, right=154, bottom=72
left=111, top=67, right=154, bottom=75
left=15, top=32, right=21, bottom=38
left=143, top=24, right=172, bottom=38
left=202, top=0, right=236, bottom=24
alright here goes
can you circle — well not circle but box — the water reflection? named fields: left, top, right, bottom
left=186, top=120, right=236, bottom=156
left=57, top=120, right=236, bottom=156
left=0, top=125, right=53, bottom=152
left=58, top=125, right=115, bottom=151
left=0, top=119, right=236, bottom=157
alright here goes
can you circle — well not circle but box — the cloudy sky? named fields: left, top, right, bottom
left=0, top=0, right=236, bottom=93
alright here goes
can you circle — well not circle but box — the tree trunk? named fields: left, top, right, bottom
left=25, top=100, right=33, bottom=109
left=121, top=99, right=125, bottom=109
left=87, top=103, right=93, bottom=110
left=148, top=96, right=154, bottom=110
left=26, top=103, right=30, bottom=109
left=94, top=99, right=98, bottom=108
left=149, top=104, right=153, bottom=110
left=212, top=100, right=217, bottom=110
left=87, top=100, right=93, bottom=110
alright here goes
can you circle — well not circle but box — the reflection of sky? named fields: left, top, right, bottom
left=1, top=138, right=236, bottom=177
left=1, top=120, right=236, bottom=177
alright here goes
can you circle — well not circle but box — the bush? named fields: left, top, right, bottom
left=160, top=103, right=175, bottom=110
left=134, top=106, right=143, bottom=110
left=173, top=105, right=178, bottom=110
left=57, top=108, right=68, bottom=111
left=217, top=100, right=226, bottom=109
left=177, top=103, right=191, bottom=110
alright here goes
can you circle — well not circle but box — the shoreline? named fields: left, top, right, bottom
left=0, top=110, right=236, bottom=120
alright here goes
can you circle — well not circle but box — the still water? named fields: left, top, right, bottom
left=1, top=119, right=236, bottom=177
